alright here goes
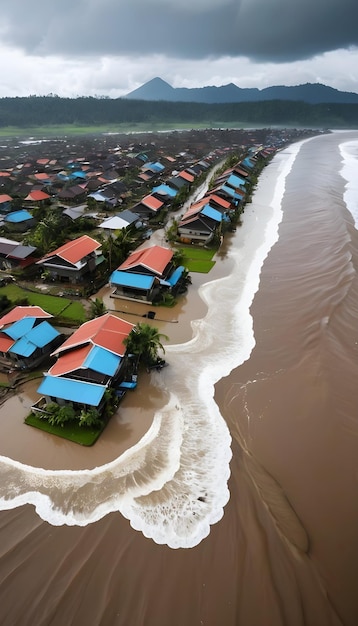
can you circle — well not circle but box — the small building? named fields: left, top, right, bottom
left=0, top=305, right=62, bottom=371
left=37, top=235, right=104, bottom=284
left=109, top=245, right=185, bottom=302
left=178, top=203, right=223, bottom=245
left=36, top=313, right=135, bottom=411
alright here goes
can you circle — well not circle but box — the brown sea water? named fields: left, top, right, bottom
left=1, top=131, right=358, bottom=625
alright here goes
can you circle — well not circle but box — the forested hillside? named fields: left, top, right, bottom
left=0, top=96, right=358, bottom=128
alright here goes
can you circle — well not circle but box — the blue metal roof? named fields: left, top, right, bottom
left=226, top=173, right=246, bottom=188
left=4, top=317, right=36, bottom=340
left=9, top=322, right=60, bottom=357
left=5, top=210, right=33, bottom=223
left=242, top=157, right=255, bottom=169
left=110, top=270, right=155, bottom=290
left=84, top=345, right=121, bottom=376
left=168, top=265, right=185, bottom=286
left=25, top=321, right=60, bottom=348
left=10, top=337, right=37, bottom=357
left=69, top=170, right=87, bottom=179
left=152, top=184, right=177, bottom=197
left=147, top=161, right=165, bottom=172
left=221, top=184, right=242, bottom=200
left=201, top=205, right=222, bottom=222
left=37, top=375, right=107, bottom=406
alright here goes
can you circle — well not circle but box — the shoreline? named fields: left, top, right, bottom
left=0, top=137, right=313, bottom=548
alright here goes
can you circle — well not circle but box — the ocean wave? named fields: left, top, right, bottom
left=0, top=137, right=310, bottom=548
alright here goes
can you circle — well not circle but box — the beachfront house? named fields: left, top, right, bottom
left=35, top=313, right=135, bottom=412
left=0, top=305, right=63, bottom=372
left=178, top=201, right=223, bottom=246
left=36, top=234, right=104, bottom=284
left=109, top=244, right=185, bottom=302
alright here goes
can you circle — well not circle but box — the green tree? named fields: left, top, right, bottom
left=101, top=228, right=136, bottom=272
left=89, top=297, right=107, bottom=318
left=78, top=408, right=102, bottom=428
left=124, top=322, right=169, bottom=367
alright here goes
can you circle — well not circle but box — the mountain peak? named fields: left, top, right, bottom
left=124, top=77, right=358, bottom=105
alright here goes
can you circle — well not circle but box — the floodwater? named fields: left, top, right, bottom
left=0, top=131, right=358, bottom=625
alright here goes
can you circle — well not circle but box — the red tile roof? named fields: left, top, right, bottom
left=178, top=170, right=195, bottom=183
left=44, top=235, right=101, bottom=264
left=0, top=194, right=12, bottom=203
left=52, top=313, right=134, bottom=358
left=34, top=173, right=52, bottom=181
left=49, top=344, right=92, bottom=376
left=24, top=190, right=50, bottom=201
left=206, top=194, right=231, bottom=209
left=118, top=245, right=173, bottom=275
left=0, top=334, right=15, bottom=353
left=141, top=194, right=164, bottom=211
left=0, top=306, right=52, bottom=328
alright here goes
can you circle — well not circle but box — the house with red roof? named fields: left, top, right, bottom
left=132, top=194, right=165, bottom=219
left=24, top=190, right=51, bottom=202
left=35, top=313, right=135, bottom=411
left=178, top=200, right=224, bottom=246
left=0, top=194, right=12, bottom=213
left=109, top=245, right=186, bottom=302
left=36, top=234, right=104, bottom=284
left=0, top=305, right=63, bottom=372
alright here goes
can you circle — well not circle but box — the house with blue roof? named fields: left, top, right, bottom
left=0, top=305, right=63, bottom=371
left=109, top=245, right=187, bottom=303
left=34, top=313, right=135, bottom=413
left=4, top=209, right=36, bottom=232
left=178, top=201, right=223, bottom=246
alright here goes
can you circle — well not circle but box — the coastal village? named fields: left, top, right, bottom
left=0, top=127, right=316, bottom=444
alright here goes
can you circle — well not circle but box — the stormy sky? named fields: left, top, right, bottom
left=0, top=0, right=357, bottom=97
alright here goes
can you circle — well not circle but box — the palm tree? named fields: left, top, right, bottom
left=124, top=322, right=169, bottom=368
left=89, top=297, right=107, bottom=318
left=102, top=228, right=137, bottom=272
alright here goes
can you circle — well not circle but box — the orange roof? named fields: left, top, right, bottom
left=118, top=245, right=173, bottom=276
left=0, top=194, right=12, bottom=203
left=49, top=344, right=92, bottom=376
left=0, top=333, right=15, bottom=353
left=44, top=235, right=101, bottom=264
left=34, top=173, right=51, bottom=180
left=0, top=172, right=11, bottom=177
left=206, top=194, right=231, bottom=209
left=0, top=305, right=52, bottom=328
left=52, top=314, right=134, bottom=357
left=141, top=194, right=164, bottom=211
left=178, top=170, right=195, bottom=183
left=24, top=190, right=50, bottom=201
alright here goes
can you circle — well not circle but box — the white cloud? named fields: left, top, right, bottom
left=0, top=45, right=358, bottom=99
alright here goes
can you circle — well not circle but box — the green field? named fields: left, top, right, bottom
left=25, top=413, right=102, bottom=446
left=178, top=247, right=216, bottom=273
left=0, top=284, right=86, bottom=323
left=0, top=121, right=257, bottom=139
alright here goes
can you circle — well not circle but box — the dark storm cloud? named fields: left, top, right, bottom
left=1, top=0, right=358, bottom=62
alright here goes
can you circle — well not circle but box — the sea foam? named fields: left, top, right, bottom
left=339, top=137, right=358, bottom=228
left=0, top=138, right=308, bottom=548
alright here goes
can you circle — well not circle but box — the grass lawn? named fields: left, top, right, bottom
left=25, top=413, right=103, bottom=446
left=0, top=121, right=260, bottom=139
left=0, top=284, right=86, bottom=323
left=178, top=246, right=217, bottom=273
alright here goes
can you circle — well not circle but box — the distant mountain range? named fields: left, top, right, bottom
left=124, top=77, right=358, bottom=105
